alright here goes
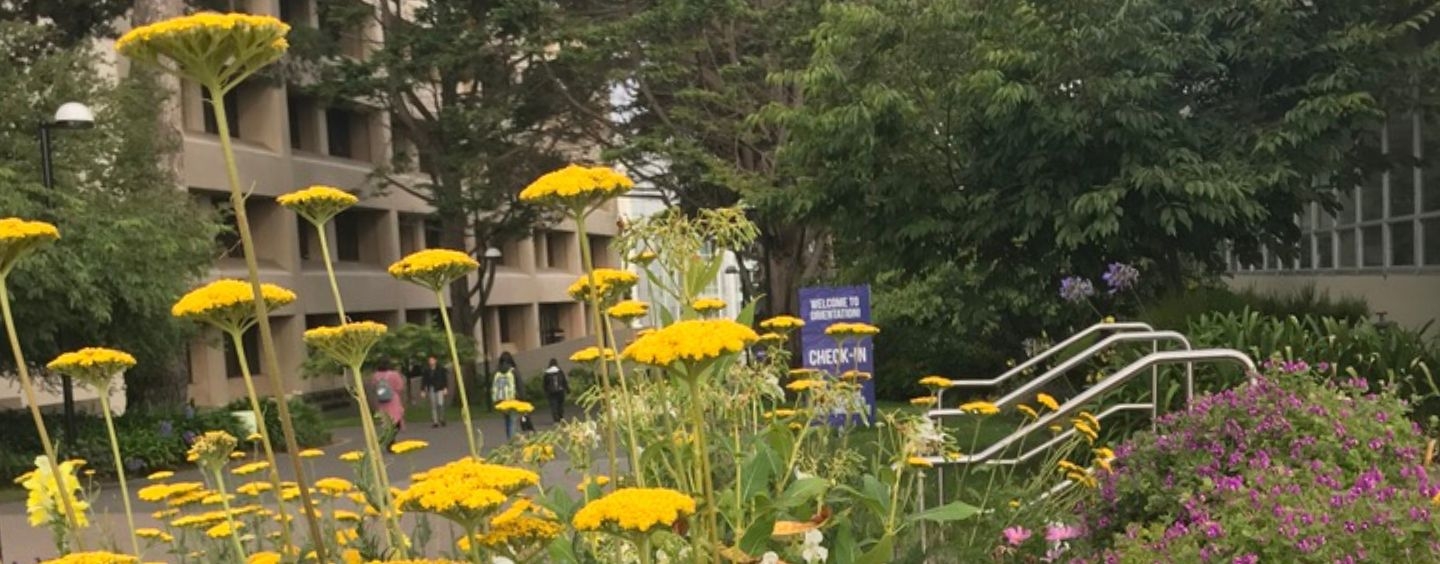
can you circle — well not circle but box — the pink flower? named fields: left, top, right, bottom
left=1045, top=523, right=1082, bottom=542
left=1003, top=526, right=1032, bottom=546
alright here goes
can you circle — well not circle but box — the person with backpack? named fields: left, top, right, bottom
left=542, top=358, right=570, bottom=423
left=372, top=359, right=406, bottom=449
left=420, top=355, right=449, bottom=428
left=491, top=352, right=518, bottom=440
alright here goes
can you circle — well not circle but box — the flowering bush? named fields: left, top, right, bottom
left=1079, top=364, right=1440, bottom=561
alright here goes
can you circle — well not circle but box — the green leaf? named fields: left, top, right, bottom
left=739, top=510, right=776, bottom=555
left=740, top=445, right=778, bottom=502
left=905, top=500, right=981, bottom=524
left=546, top=536, right=580, bottom=564
left=855, top=534, right=895, bottom=564
left=777, top=477, right=829, bottom=509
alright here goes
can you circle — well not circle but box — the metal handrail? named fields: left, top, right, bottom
left=930, top=330, right=1193, bottom=418
left=985, top=403, right=1152, bottom=466
left=922, top=349, right=1256, bottom=466
left=943, top=321, right=1154, bottom=389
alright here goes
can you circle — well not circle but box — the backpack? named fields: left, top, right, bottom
left=375, top=378, right=394, bottom=404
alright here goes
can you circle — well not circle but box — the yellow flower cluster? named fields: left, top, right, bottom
left=388, top=249, right=479, bottom=292
left=115, top=13, right=290, bottom=83
left=299, top=448, right=325, bottom=458
left=146, top=471, right=174, bottom=481
left=522, top=444, right=556, bottom=464
left=629, top=250, right=658, bottom=264
left=390, top=440, right=429, bottom=454
left=606, top=300, right=649, bottom=321
left=906, top=456, right=934, bottom=468
left=1017, top=404, right=1039, bottom=419
left=45, top=347, right=138, bottom=388
left=786, top=379, right=825, bottom=392
left=622, top=319, right=759, bottom=368
left=339, top=451, right=364, bottom=462
left=457, top=499, right=562, bottom=551
left=576, top=474, right=610, bottom=492
left=39, top=551, right=138, bottom=564
left=1036, top=393, right=1060, bottom=411
left=277, top=185, right=358, bottom=224
left=0, top=217, right=59, bottom=274
left=248, top=552, right=282, bottom=564
left=1073, top=419, right=1098, bottom=443
left=824, top=322, right=880, bottom=338
left=918, top=375, right=952, bottom=388
left=757, top=332, right=786, bottom=344
left=691, top=297, right=726, bottom=312
left=960, top=401, right=999, bottom=416
left=764, top=408, right=799, bottom=419
left=1094, top=446, right=1116, bottom=472
left=188, top=431, right=238, bottom=470
left=759, top=315, right=805, bottom=331
left=518, top=164, right=634, bottom=208
left=231, top=461, right=269, bottom=476
left=135, top=527, right=174, bottom=542
left=20, top=456, right=89, bottom=528
left=315, top=477, right=355, bottom=496
left=910, top=396, right=938, bottom=407
left=137, top=481, right=204, bottom=502
left=566, top=268, right=639, bottom=302
left=495, top=399, right=534, bottom=414
left=840, top=370, right=872, bottom=382
left=303, top=321, right=388, bottom=367
left=171, top=279, right=297, bottom=333
left=570, top=346, right=617, bottom=363
left=396, top=458, right=539, bottom=526
left=206, top=519, right=243, bottom=538
left=572, top=487, right=696, bottom=533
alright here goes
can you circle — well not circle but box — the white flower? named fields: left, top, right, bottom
left=802, top=529, right=828, bottom=563
left=761, top=552, right=781, bottom=564
left=493, top=558, right=515, bottom=564
left=656, top=550, right=670, bottom=564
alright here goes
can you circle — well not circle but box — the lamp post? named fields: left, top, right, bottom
left=477, top=246, right=502, bottom=401
left=39, top=102, right=95, bottom=445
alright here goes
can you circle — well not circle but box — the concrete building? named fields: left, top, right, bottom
left=1229, top=110, right=1440, bottom=328
left=113, top=0, right=618, bottom=407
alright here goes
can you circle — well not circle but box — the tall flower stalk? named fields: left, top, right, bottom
left=46, top=348, right=142, bottom=556
left=278, top=185, right=358, bottom=321
left=117, top=13, right=329, bottom=556
left=0, top=218, right=85, bottom=549
left=188, top=431, right=246, bottom=560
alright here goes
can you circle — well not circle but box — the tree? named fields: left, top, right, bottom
left=778, top=0, right=1440, bottom=380
left=0, top=0, right=131, bottom=45
left=296, top=0, right=606, bottom=343
left=0, top=21, right=220, bottom=408
left=554, top=0, right=830, bottom=319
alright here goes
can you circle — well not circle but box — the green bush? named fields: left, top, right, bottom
left=224, top=396, right=331, bottom=450
left=1142, top=283, right=1369, bottom=331
left=300, top=322, right=477, bottom=379
left=0, top=407, right=246, bottom=480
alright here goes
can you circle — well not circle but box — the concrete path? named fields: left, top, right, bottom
left=0, top=409, right=616, bottom=562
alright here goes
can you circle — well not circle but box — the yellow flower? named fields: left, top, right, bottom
left=572, top=487, right=696, bottom=533
left=1036, top=393, right=1060, bottom=411
left=172, top=279, right=297, bottom=334
left=577, top=474, right=611, bottom=492
left=298, top=448, right=324, bottom=458
left=145, top=471, right=174, bottom=481
left=39, top=552, right=137, bottom=564
left=1048, top=424, right=1063, bottom=433
left=1057, top=460, right=1085, bottom=474
left=1077, top=411, right=1101, bottom=431
left=151, top=508, right=179, bottom=519
left=606, top=300, right=650, bottom=321
left=338, top=451, right=364, bottom=462
left=336, top=527, right=359, bottom=545
left=1008, top=499, right=1021, bottom=509
left=691, top=297, right=726, bottom=312
left=909, top=396, right=938, bottom=407
left=45, top=348, right=138, bottom=389
left=1073, top=420, right=1098, bottom=443
left=231, top=461, right=269, bottom=476
left=960, top=401, right=1000, bottom=416
left=303, top=322, right=388, bottom=367
left=622, top=319, right=759, bottom=368
left=918, top=375, right=952, bottom=388
left=390, top=440, right=429, bottom=454
left=495, top=399, right=535, bottom=414
left=757, top=332, right=786, bottom=344
left=1093, top=447, right=1116, bottom=460
left=236, top=481, right=273, bottom=496
left=566, top=268, right=639, bottom=302
left=135, top=527, right=173, bottom=542
left=569, top=346, right=617, bottom=363
left=629, top=249, right=658, bottom=265
left=786, top=379, right=826, bottom=392
left=206, top=520, right=242, bottom=539
left=906, top=456, right=934, bottom=468
left=21, top=456, right=90, bottom=529
left=522, top=444, right=556, bottom=464
left=772, top=520, right=820, bottom=539
left=519, top=164, right=634, bottom=209
left=1017, top=404, right=1039, bottom=420
left=116, top=13, right=290, bottom=88
left=789, top=368, right=820, bottom=378
left=458, top=499, right=563, bottom=551
left=0, top=217, right=60, bottom=275
left=388, top=249, right=479, bottom=292
left=334, top=509, right=362, bottom=522
left=766, top=409, right=799, bottom=419
left=187, top=431, right=239, bottom=471
left=824, top=322, right=880, bottom=338
left=137, top=483, right=174, bottom=502
left=759, top=315, right=805, bottom=331
left=315, top=477, right=355, bottom=496
left=395, top=458, right=539, bottom=527
left=247, top=552, right=282, bottom=564
left=277, top=185, right=358, bottom=225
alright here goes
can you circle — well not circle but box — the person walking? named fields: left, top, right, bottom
left=542, top=358, right=569, bottom=423
left=491, top=352, right=518, bottom=440
left=420, top=355, right=449, bottom=428
left=372, top=359, right=406, bottom=450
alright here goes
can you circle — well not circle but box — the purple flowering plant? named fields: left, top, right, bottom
left=1076, top=359, right=1440, bottom=562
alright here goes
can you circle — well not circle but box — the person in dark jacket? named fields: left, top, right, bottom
left=542, top=358, right=570, bottom=422
left=420, top=355, right=449, bottom=428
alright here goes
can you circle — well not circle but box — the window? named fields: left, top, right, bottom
left=424, top=219, right=442, bottom=249
left=545, top=232, right=572, bottom=269
left=280, top=0, right=313, bottom=27
left=1361, top=225, right=1383, bottom=267
left=1425, top=218, right=1440, bottom=265
left=223, top=326, right=261, bottom=379
left=1392, top=221, right=1415, bottom=266
left=297, top=216, right=315, bottom=261
left=202, top=88, right=241, bottom=137
left=539, top=304, right=565, bottom=345
left=288, top=95, right=320, bottom=152
left=1338, top=229, right=1357, bottom=268
left=498, top=307, right=515, bottom=344
left=334, top=211, right=361, bottom=262
left=326, top=107, right=372, bottom=161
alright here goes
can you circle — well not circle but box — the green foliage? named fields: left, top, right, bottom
left=224, top=396, right=332, bottom=451
left=778, top=0, right=1440, bottom=382
left=0, top=407, right=246, bottom=479
left=301, top=323, right=476, bottom=379
left=0, top=21, right=220, bottom=407
left=0, top=0, right=131, bottom=45
left=1141, top=284, right=1370, bottom=332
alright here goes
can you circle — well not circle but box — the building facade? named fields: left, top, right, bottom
left=114, top=0, right=616, bottom=407
left=1229, top=110, right=1440, bottom=328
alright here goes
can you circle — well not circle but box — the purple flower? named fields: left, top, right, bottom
left=1002, top=526, right=1032, bottom=546
left=1045, top=523, right=1082, bottom=543
left=1233, top=554, right=1258, bottom=564
left=157, top=420, right=174, bottom=437
left=1101, top=262, right=1140, bottom=293
left=1059, top=276, right=1095, bottom=303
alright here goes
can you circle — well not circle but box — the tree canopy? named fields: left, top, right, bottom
left=0, top=21, right=219, bottom=407
left=777, top=0, right=1440, bottom=379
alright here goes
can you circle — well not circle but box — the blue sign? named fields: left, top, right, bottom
left=799, top=285, right=876, bottom=424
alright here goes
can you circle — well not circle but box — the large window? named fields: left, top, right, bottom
left=1237, top=110, right=1440, bottom=273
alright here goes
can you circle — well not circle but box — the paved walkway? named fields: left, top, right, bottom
left=0, top=409, right=614, bottom=562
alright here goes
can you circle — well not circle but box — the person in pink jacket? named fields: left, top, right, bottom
left=372, top=359, right=406, bottom=449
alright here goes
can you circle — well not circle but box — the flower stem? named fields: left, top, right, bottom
left=212, top=470, right=248, bottom=561
left=0, top=278, right=84, bottom=550
left=346, top=361, right=397, bottom=551
left=434, top=290, right=479, bottom=458
left=227, top=330, right=293, bottom=547
left=576, top=214, right=621, bottom=478
left=687, top=375, right=716, bottom=563
left=639, top=532, right=655, bottom=564
left=207, top=80, right=328, bottom=561
left=602, top=315, right=645, bottom=487
left=313, top=222, right=347, bottom=321
left=97, top=392, right=141, bottom=556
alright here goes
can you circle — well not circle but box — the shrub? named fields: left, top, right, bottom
left=223, top=396, right=331, bottom=450
left=1142, top=284, right=1369, bottom=331
left=0, top=407, right=246, bottom=479
left=1078, top=366, right=1440, bottom=561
